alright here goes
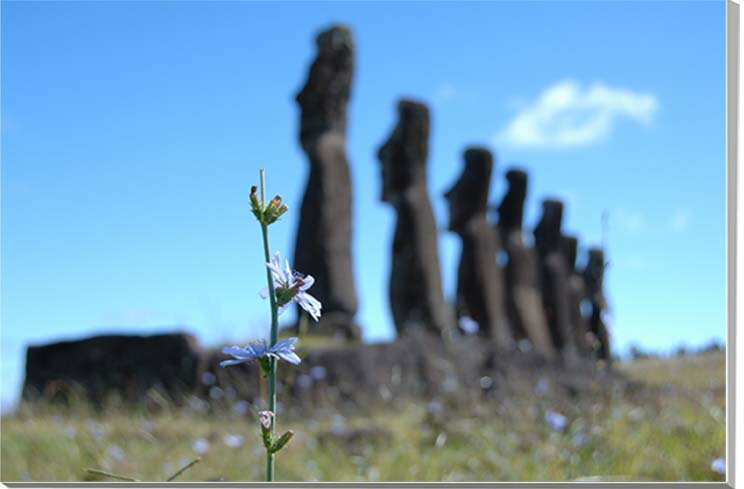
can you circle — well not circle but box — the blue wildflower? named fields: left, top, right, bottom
left=711, top=457, right=726, bottom=475
left=544, top=410, right=567, bottom=432
left=220, top=338, right=301, bottom=368
left=458, top=316, right=479, bottom=335
left=260, top=251, right=322, bottom=321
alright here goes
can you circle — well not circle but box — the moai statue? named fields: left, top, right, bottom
left=562, top=235, right=593, bottom=357
left=293, top=25, right=360, bottom=339
left=444, top=147, right=513, bottom=347
left=377, top=99, right=451, bottom=337
left=495, top=169, right=555, bottom=358
left=583, top=248, right=612, bottom=364
left=533, top=199, right=579, bottom=362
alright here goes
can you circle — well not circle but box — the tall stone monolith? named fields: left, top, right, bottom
left=534, top=199, right=579, bottom=361
left=562, top=235, right=593, bottom=357
left=293, top=25, right=360, bottom=339
left=377, top=100, right=451, bottom=337
left=583, top=248, right=612, bottom=364
left=444, top=147, right=513, bottom=347
left=494, top=169, right=555, bottom=358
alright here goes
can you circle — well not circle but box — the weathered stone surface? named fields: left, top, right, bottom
left=20, top=330, right=614, bottom=414
left=534, top=199, right=579, bottom=361
left=583, top=248, right=612, bottom=364
left=562, top=235, right=593, bottom=357
left=494, top=169, right=555, bottom=358
left=293, top=25, right=360, bottom=339
left=22, top=333, right=204, bottom=404
left=444, top=147, right=512, bottom=346
left=377, top=99, right=452, bottom=336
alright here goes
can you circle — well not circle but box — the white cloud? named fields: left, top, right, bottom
left=494, top=80, right=658, bottom=149
left=669, top=209, right=690, bottom=232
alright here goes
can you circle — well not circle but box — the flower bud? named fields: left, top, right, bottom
left=263, top=195, right=287, bottom=224
left=258, top=410, right=274, bottom=430
left=249, top=185, right=264, bottom=221
left=265, top=195, right=282, bottom=213
left=270, top=430, right=294, bottom=454
left=258, top=410, right=274, bottom=449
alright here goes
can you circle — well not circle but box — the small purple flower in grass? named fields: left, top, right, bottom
left=545, top=410, right=567, bottom=432
left=220, top=338, right=301, bottom=368
left=261, top=251, right=322, bottom=321
left=711, top=457, right=726, bottom=475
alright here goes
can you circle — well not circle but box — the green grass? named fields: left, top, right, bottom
left=1, top=351, right=726, bottom=482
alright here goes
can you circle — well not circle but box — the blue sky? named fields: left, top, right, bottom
left=1, top=1, right=726, bottom=410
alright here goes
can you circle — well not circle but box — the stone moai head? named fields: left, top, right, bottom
left=377, top=100, right=430, bottom=203
left=534, top=199, right=565, bottom=257
left=296, top=25, right=354, bottom=149
left=497, top=168, right=528, bottom=234
left=444, top=147, right=493, bottom=232
left=562, top=235, right=579, bottom=271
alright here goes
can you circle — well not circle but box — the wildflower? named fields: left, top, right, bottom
left=545, top=410, right=567, bottom=432
left=107, top=445, right=126, bottom=462
left=220, top=338, right=301, bottom=372
left=232, top=400, right=250, bottom=416
left=572, top=432, right=588, bottom=447
left=711, top=457, right=726, bottom=475
left=458, top=316, right=479, bottom=334
left=261, top=251, right=322, bottom=321
left=258, top=410, right=274, bottom=449
left=427, top=400, right=443, bottom=416
left=200, top=371, right=216, bottom=385
left=224, top=433, right=244, bottom=448
left=192, top=438, right=210, bottom=454
left=309, top=365, right=327, bottom=380
left=258, top=410, right=274, bottom=430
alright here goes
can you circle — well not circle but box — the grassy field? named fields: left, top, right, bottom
left=1, top=351, right=726, bottom=482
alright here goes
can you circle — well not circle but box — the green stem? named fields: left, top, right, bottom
left=259, top=168, right=278, bottom=482
left=165, top=457, right=201, bottom=482
left=85, top=469, right=138, bottom=482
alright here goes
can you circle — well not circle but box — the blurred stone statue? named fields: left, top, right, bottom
left=583, top=247, right=612, bottom=365
left=444, top=147, right=513, bottom=347
left=377, top=99, right=451, bottom=337
left=495, top=169, right=555, bottom=358
left=534, top=199, right=579, bottom=362
left=562, top=235, right=593, bottom=357
left=293, top=25, right=360, bottom=339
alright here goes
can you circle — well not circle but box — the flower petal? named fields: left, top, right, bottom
left=274, top=350, right=301, bottom=365
left=299, top=275, right=315, bottom=291
left=222, top=346, right=253, bottom=358
left=284, top=259, right=293, bottom=285
left=259, top=287, right=270, bottom=299
left=271, top=338, right=298, bottom=351
left=266, top=262, right=283, bottom=283
left=249, top=339, right=269, bottom=357
left=220, top=358, right=249, bottom=367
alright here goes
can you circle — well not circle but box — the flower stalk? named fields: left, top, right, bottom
left=259, top=169, right=279, bottom=481
left=220, top=168, right=321, bottom=482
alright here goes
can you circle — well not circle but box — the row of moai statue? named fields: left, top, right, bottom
left=290, top=25, right=611, bottom=363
